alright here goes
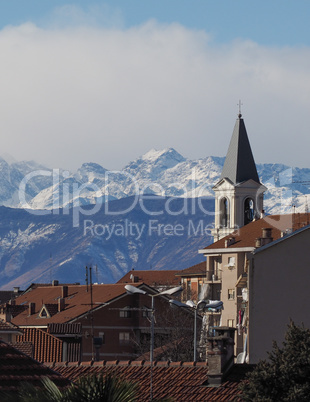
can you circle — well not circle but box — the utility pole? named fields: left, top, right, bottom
left=86, top=266, right=95, bottom=361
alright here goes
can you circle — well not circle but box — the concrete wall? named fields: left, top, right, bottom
left=248, top=227, right=310, bottom=363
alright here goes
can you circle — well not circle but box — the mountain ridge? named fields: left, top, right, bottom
left=0, top=148, right=309, bottom=289
left=0, top=147, right=306, bottom=215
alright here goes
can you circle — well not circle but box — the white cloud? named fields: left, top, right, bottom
left=0, top=18, right=309, bottom=172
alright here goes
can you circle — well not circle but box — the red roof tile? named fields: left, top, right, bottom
left=48, top=323, right=81, bottom=335
left=204, top=214, right=310, bottom=251
left=0, top=290, right=23, bottom=304
left=0, top=319, right=23, bottom=334
left=11, top=283, right=133, bottom=326
left=10, top=341, right=33, bottom=357
left=0, top=341, right=70, bottom=392
left=117, top=270, right=181, bottom=287
left=176, top=261, right=206, bottom=276
left=49, top=360, right=252, bottom=401
left=16, top=328, right=63, bottom=363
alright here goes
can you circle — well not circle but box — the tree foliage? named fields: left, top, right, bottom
left=0, top=373, right=138, bottom=402
left=64, top=373, right=138, bottom=402
left=240, top=321, right=310, bottom=401
left=131, top=303, right=200, bottom=362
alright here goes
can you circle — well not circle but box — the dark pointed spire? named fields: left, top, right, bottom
left=220, top=114, right=260, bottom=184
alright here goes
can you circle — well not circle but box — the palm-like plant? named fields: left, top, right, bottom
left=63, top=373, right=138, bottom=402
left=0, top=373, right=138, bottom=402
left=0, top=376, right=63, bottom=402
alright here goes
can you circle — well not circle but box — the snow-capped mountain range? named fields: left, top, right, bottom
left=0, top=197, right=214, bottom=290
left=0, top=148, right=309, bottom=290
left=1, top=147, right=310, bottom=215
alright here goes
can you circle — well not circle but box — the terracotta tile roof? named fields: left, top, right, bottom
left=176, top=261, right=206, bottom=277
left=10, top=341, right=33, bottom=357
left=48, top=323, right=81, bottom=335
left=0, top=341, right=70, bottom=392
left=49, top=360, right=253, bottom=401
left=117, top=270, right=181, bottom=287
left=16, top=328, right=63, bottom=363
left=6, top=304, right=28, bottom=318
left=11, top=283, right=133, bottom=326
left=0, top=290, right=23, bottom=304
left=135, top=339, right=186, bottom=361
left=204, top=214, right=310, bottom=251
left=0, top=319, right=23, bottom=334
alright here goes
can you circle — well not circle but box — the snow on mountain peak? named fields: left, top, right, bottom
left=79, top=162, right=107, bottom=175
left=141, top=147, right=185, bottom=164
left=0, top=148, right=309, bottom=216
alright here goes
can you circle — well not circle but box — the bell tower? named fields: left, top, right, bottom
left=212, top=113, right=266, bottom=241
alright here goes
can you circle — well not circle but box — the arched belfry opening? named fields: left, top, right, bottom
left=220, top=197, right=230, bottom=228
left=244, top=197, right=255, bottom=225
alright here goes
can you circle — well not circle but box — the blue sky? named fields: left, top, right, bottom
left=2, top=1, right=310, bottom=46
left=0, top=1, right=309, bottom=170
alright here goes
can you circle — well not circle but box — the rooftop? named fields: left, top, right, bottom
left=10, top=283, right=140, bottom=326
left=117, top=269, right=181, bottom=287
left=0, top=319, right=23, bottom=334
left=0, top=341, right=70, bottom=392
left=176, top=261, right=206, bottom=277
left=203, top=214, right=310, bottom=252
left=48, top=360, right=254, bottom=401
left=16, top=327, right=63, bottom=362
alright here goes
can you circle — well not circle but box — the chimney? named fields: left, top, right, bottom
left=261, top=228, right=273, bottom=246
left=58, top=298, right=65, bottom=312
left=13, top=286, right=20, bottom=293
left=62, top=286, right=68, bottom=298
left=52, top=280, right=59, bottom=286
left=29, top=302, right=36, bottom=316
left=262, top=228, right=272, bottom=239
left=255, top=238, right=262, bottom=248
left=0, top=305, right=12, bottom=322
left=255, top=228, right=273, bottom=248
left=225, top=237, right=235, bottom=248
left=206, top=327, right=236, bottom=386
left=130, top=274, right=139, bottom=283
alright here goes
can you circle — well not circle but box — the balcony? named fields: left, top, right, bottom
left=205, top=277, right=222, bottom=284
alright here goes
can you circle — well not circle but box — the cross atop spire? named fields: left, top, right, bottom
left=237, top=100, right=243, bottom=118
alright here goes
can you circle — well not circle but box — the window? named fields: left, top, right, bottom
left=227, top=319, right=234, bottom=327
left=119, top=332, right=130, bottom=344
left=220, top=197, right=230, bottom=228
left=39, top=306, right=50, bottom=318
left=244, top=198, right=255, bottom=225
left=99, top=332, right=105, bottom=344
left=228, top=289, right=235, bottom=300
left=142, top=306, right=150, bottom=318
left=120, top=307, right=131, bottom=318
left=228, top=257, right=235, bottom=267
left=40, top=309, right=47, bottom=317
